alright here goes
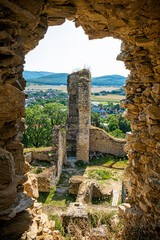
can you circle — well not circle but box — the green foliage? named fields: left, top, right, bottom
left=38, top=189, right=76, bottom=207
left=43, top=103, right=67, bottom=127
left=37, top=186, right=56, bottom=204
left=110, top=129, right=125, bottom=138
left=99, top=87, right=125, bottom=96
left=118, top=114, right=131, bottom=133
left=23, top=103, right=67, bottom=148
left=91, top=112, right=101, bottom=127
left=32, top=167, right=43, bottom=174
left=89, top=155, right=116, bottom=166
left=88, top=169, right=112, bottom=180
left=113, top=159, right=128, bottom=168
left=108, top=118, right=119, bottom=132
left=50, top=214, right=65, bottom=235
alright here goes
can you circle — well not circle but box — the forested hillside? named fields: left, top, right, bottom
left=23, top=70, right=126, bottom=86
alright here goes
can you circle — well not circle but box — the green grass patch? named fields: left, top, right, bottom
left=75, top=160, right=88, bottom=168
left=38, top=186, right=56, bottom=204
left=89, top=155, right=116, bottom=166
left=38, top=189, right=76, bottom=207
left=113, top=159, right=128, bottom=168
left=49, top=193, right=76, bottom=207
left=50, top=214, right=63, bottom=230
left=88, top=169, right=113, bottom=181
left=112, top=178, right=118, bottom=181
left=23, top=147, right=52, bottom=154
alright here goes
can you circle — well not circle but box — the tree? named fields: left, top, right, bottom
left=91, top=112, right=101, bottom=127
left=23, top=103, right=68, bottom=148
left=43, top=103, right=67, bottom=127
left=23, top=105, right=51, bottom=148
left=108, top=119, right=119, bottom=132
left=118, top=113, right=131, bottom=133
left=110, top=129, right=125, bottom=138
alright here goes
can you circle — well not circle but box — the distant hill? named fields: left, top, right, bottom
left=23, top=70, right=126, bottom=87
left=23, top=71, right=54, bottom=80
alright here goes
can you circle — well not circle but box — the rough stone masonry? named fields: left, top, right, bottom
left=0, top=0, right=160, bottom=239
left=67, top=69, right=91, bottom=162
left=66, top=70, right=126, bottom=161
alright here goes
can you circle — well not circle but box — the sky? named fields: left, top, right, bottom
left=24, top=20, right=129, bottom=77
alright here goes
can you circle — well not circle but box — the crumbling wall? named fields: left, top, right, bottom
left=25, top=147, right=64, bottom=192
left=0, top=0, right=160, bottom=239
left=52, top=125, right=67, bottom=182
left=67, top=70, right=91, bottom=162
left=89, top=126, right=126, bottom=157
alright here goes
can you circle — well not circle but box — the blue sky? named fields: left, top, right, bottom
left=24, top=20, right=129, bottom=77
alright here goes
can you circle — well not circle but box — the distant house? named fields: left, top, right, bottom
left=91, top=107, right=100, bottom=111
left=91, top=102, right=99, bottom=107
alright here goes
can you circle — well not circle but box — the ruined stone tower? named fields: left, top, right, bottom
left=67, top=69, right=91, bottom=162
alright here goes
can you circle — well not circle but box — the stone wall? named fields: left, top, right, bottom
left=32, top=151, right=52, bottom=162
left=0, top=0, right=160, bottom=239
left=24, top=144, right=66, bottom=192
left=67, top=69, right=91, bottom=162
left=52, top=125, right=67, bottom=181
left=89, top=126, right=126, bottom=157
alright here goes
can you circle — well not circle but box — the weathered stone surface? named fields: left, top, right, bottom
left=89, top=126, right=126, bottom=157
left=67, top=69, right=91, bottom=162
left=69, top=176, right=109, bottom=204
left=0, top=209, right=32, bottom=239
left=69, top=175, right=89, bottom=195
left=0, top=84, right=25, bottom=123
left=0, top=149, right=15, bottom=190
left=24, top=173, right=39, bottom=199
left=22, top=202, right=55, bottom=240
left=37, top=166, right=57, bottom=192
left=52, top=125, right=67, bottom=180
left=24, top=152, right=32, bottom=164
left=67, top=70, right=125, bottom=160
left=62, top=202, right=89, bottom=231
left=89, top=225, right=111, bottom=240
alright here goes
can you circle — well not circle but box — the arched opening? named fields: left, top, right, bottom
left=22, top=19, right=131, bottom=239
left=23, top=20, right=129, bottom=148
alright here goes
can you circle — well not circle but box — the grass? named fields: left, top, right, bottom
left=38, top=190, right=76, bottom=207
left=38, top=186, right=56, bottom=204
left=88, top=210, right=117, bottom=228
left=50, top=214, right=63, bottom=230
left=88, top=169, right=112, bottom=180
left=24, top=146, right=52, bottom=154
left=113, top=159, right=128, bottom=168
left=91, top=94, right=124, bottom=102
left=90, top=155, right=116, bottom=166
left=32, top=167, right=43, bottom=174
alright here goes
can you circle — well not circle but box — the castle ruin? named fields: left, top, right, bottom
left=0, top=0, right=160, bottom=239
left=67, top=69, right=91, bottom=162
left=66, top=69, right=126, bottom=162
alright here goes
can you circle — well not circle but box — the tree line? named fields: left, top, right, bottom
left=23, top=103, right=67, bottom=148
